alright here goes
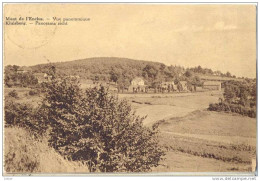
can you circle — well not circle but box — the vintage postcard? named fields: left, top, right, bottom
left=3, top=3, right=257, bottom=176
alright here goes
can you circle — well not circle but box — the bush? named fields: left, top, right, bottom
left=28, top=90, right=38, bottom=96
left=8, top=90, right=18, bottom=98
left=208, top=102, right=256, bottom=118
left=4, top=101, right=49, bottom=137
left=5, top=101, right=33, bottom=127
left=43, top=78, right=165, bottom=172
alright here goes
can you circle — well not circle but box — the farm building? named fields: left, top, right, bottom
left=108, top=86, right=118, bottom=93
left=80, top=79, right=95, bottom=89
left=179, top=81, right=188, bottom=91
left=17, top=69, right=28, bottom=74
left=161, top=81, right=174, bottom=88
left=160, top=81, right=177, bottom=92
left=129, top=77, right=147, bottom=93
left=17, top=67, right=31, bottom=74
left=33, top=73, right=51, bottom=83
left=203, top=81, right=221, bottom=91
left=195, top=86, right=204, bottom=92
left=131, top=77, right=145, bottom=86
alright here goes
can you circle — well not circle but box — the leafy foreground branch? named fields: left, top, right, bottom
left=5, top=77, right=165, bottom=173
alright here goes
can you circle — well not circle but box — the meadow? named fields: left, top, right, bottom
left=120, top=92, right=256, bottom=172
left=4, top=88, right=256, bottom=173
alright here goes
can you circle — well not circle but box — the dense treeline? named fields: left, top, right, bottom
left=208, top=80, right=256, bottom=118
left=188, top=65, right=235, bottom=78
left=4, top=65, right=38, bottom=87
left=29, top=57, right=236, bottom=89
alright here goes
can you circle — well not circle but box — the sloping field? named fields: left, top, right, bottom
left=136, top=105, right=196, bottom=126
left=152, top=151, right=252, bottom=172
left=161, top=111, right=256, bottom=139
left=122, top=92, right=220, bottom=126
left=126, top=93, right=256, bottom=172
left=4, top=127, right=88, bottom=175
left=158, top=111, right=256, bottom=172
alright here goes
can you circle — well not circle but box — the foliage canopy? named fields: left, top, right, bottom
left=42, top=77, right=165, bottom=172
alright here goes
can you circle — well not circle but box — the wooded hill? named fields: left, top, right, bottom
left=6, top=57, right=250, bottom=89
left=29, top=57, right=239, bottom=86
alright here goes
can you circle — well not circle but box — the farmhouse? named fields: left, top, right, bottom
left=131, top=77, right=145, bottom=86
left=129, top=77, right=147, bottom=93
left=203, top=81, right=221, bottom=91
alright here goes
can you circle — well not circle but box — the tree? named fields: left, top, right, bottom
left=191, top=76, right=202, bottom=86
left=223, top=84, right=237, bottom=103
left=4, top=65, right=38, bottom=88
left=43, top=77, right=165, bottom=172
left=109, top=68, right=120, bottom=83
left=197, top=65, right=202, bottom=73
left=184, top=70, right=193, bottom=78
left=239, top=86, right=249, bottom=106
left=142, top=64, right=158, bottom=82
left=226, top=71, right=232, bottom=77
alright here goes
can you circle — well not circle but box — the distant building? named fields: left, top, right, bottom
left=17, top=69, right=27, bottom=74
left=161, top=81, right=174, bottom=88
left=80, top=79, right=95, bottom=89
left=160, top=81, right=176, bottom=92
left=34, top=73, right=51, bottom=83
left=195, top=86, right=204, bottom=92
left=129, top=77, right=147, bottom=93
left=17, top=67, right=31, bottom=74
left=131, top=77, right=145, bottom=86
left=108, top=86, right=118, bottom=93
left=203, top=81, right=221, bottom=91
left=179, top=81, right=188, bottom=91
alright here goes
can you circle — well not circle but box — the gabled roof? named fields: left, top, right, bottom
left=131, top=77, right=144, bottom=82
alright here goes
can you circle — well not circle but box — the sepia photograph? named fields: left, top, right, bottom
left=2, top=3, right=257, bottom=176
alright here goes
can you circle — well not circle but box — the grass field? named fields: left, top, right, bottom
left=4, top=88, right=257, bottom=173
left=120, top=92, right=256, bottom=172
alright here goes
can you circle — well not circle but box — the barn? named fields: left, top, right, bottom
left=203, top=81, right=221, bottom=91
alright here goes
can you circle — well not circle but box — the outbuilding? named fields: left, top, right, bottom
left=203, top=81, right=221, bottom=91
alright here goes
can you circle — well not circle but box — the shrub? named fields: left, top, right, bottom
left=4, top=101, right=49, bottom=137
left=8, top=90, right=18, bottom=98
left=4, top=101, right=33, bottom=127
left=43, top=78, right=165, bottom=172
left=28, top=90, right=38, bottom=96
left=208, top=102, right=256, bottom=118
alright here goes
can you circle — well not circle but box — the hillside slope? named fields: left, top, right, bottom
left=30, top=57, right=239, bottom=83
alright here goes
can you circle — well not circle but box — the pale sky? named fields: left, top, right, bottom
left=4, top=4, right=256, bottom=78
